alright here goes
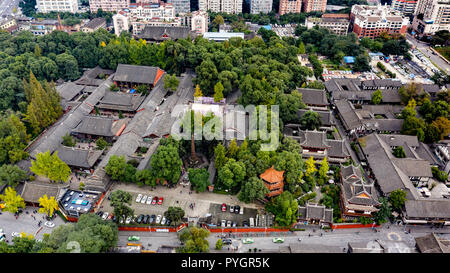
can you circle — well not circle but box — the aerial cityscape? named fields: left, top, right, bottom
left=0, top=0, right=449, bottom=259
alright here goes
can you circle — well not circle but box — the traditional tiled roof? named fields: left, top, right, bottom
left=56, top=146, right=103, bottom=169
left=326, top=139, right=350, bottom=158
left=20, top=181, right=67, bottom=204
left=113, top=64, right=165, bottom=86
left=298, top=130, right=330, bottom=149
left=97, top=92, right=146, bottom=112
left=298, top=202, right=333, bottom=223
left=335, top=100, right=362, bottom=131
left=296, top=88, right=328, bottom=106
left=405, top=200, right=450, bottom=219
left=260, top=166, right=284, bottom=183
left=139, top=26, right=193, bottom=41
left=341, top=164, right=380, bottom=207
left=392, top=158, right=432, bottom=178
left=298, top=109, right=333, bottom=126
left=72, top=116, right=128, bottom=137
left=56, top=82, right=85, bottom=101
left=415, top=233, right=450, bottom=253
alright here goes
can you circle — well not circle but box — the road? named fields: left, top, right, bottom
left=406, top=34, right=450, bottom=74
left=0, top=0, right=20, bottom=17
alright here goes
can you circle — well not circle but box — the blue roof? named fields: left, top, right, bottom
left=263, top=25, right=271, bottom=30
left=344, top=56, right=356, bottom=64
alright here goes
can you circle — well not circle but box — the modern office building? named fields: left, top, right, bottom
left=36, top=0, right=79, bottom=13
left=350, top=4, right=409, bottom=38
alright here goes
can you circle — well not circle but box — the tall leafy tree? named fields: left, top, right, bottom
left=265, top=191, right=298, bottom=227
left=299, top=110, right=321, bottom=130
left=30, top=151, right=71, bottom=183
left=372, top=89, right=383, bottom=105
left=213, top=81, right=224, bottom=102
left=389, top=189, right=406, bottom=211
left=150, top=141, right=182, bottom=184
left=0, top=164, right=27, bottom=187
left=105, top=155, right=127, bottom=181
left=38, top=194, right=59, bottom=217
left=217, top=158, right=246, bottom=190
left=214, top=143, right=227, bottom=169
left=0, top=187, right=25, bottom=214
left=178, top=227, right=210, bottom=253
left=188, top=168, right=210, bottom=192
left=238, top=176, right=269, bottom=203
left=110, top=190, right=134, bottom=223
left=164, top=206, right=185, bottom=224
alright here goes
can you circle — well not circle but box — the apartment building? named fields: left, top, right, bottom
left=198, top=0, right=243, bottom=13
left=279, top=0, right=302, bottom=15
left=250, top=0, right=273, bottom=14
left=412, top=0, right=450, bottom=36
left=350, top=4, right=409, bottom=38
left=89, top=0, right=130, bottom=13
left=305, top=13, right=350, bottom=35
left=391, top=0, right=418, bottom=16
left=0, top=16, right=17, bottom=34
left=113, top=2, right=181, bottom=36
left=183, top=10, right=209, bottom=34
left=167, top=0, right=191, bottom=14
left=36, top=0, right=79, bottom=13
left=302, top=0, right=327, bottom=13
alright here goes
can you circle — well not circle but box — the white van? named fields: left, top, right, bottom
left=239, top=207, right=244, bottom=215
left=249, top=217, right=254, bottom=227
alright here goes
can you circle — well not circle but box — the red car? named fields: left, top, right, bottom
left=152, top=196, right=158, bottom=205
left=221, top=203, right=227, bottom=212
left=158, top=197, right=164, bottom=205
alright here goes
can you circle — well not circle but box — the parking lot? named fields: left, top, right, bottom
left=98, top=183, right=263, bottom=226
left=209, top=203, right=258, bottom=227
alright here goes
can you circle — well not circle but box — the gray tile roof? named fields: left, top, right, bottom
left=138, top=26, right=193, bottom=41
left=326, top=139, right=350, bottom=158
left=82, top=17, right=106, bottom=30
left=415, top=233, right=450, bottom=253
left=97, top=92, right=146, bottom=112
left=299, top=202, right=333, bottom=223
left=298, top=130, right=330, bottom=149
left=405, top=200, right=450, bottom=219
left=391, top=158, right=432, bottom=178
left=113, top=64, right=163, bottom=86
left=362, top=119, right=403, bottom=132
left=298, top=109, right=333, bottom=126
left=335, top=100, right=362, bottom=131
left=56, top=145, right=103, bottom=168
left=377, top=134, right=419, bottom=148
left=72, top=116, right=128, bottom=137
left=20, top=181, right=67, bottom=204
left=296, top=88, right=328, bottom=106
left=56, top=82, right=85, bottom=101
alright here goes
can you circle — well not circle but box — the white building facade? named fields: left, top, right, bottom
left=412, top=0, right=450, bottom=35
left=199, top=0, right=243, bottom=13
left=36, top=0, right=79, bottom=13
left=250, top=0, right=273, bottom=14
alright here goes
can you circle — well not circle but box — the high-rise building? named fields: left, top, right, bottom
left=89, top=0, right=130, bottom=13
left=198, top=0, right=243, bottom=14
left=350, top=4, right=409, bottom=38
left=391, top=0, right=418, bottom=16
left=36, top=0, right=79, bottom=13
left=113, top=10, right=130, bottom=36
left=302, top=0, right=327, bottom=13
left=167, top=0, right=191, bottom=15
left=412, top=0, right=450, bottom=36
left=279, top=0, right=301, bottom=15
left=250, top=0, right=273, bottom=14
left=190, top=10, right=209, bottom=34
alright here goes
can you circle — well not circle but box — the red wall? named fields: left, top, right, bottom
left=331, top=223, right=380, bottom=229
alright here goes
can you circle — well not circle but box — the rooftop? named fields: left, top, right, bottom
left=113, top=64, right=165, bottom=86
left=260, top=166, right=284, bottom=183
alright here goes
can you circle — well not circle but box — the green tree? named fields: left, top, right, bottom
left=298, top=42, right=306, bottom=54
left=164, top=206, right=185, bottom=224
left=389, top=189, right=406, bottom=211
left=305, top=156, right=317, bottom=178
left=431, top=166, right=448, bottom=182
left=110, top=190, right=134, bottom=223
left=265, top=192, right=298, bottom=227
left=372, top=89, right=383, bottom=105
left=150, top=140, right=182, bottom=185
left=374, top=197, right=391, bottom=224
left=392, top=146, right=406, bottom=158
left=194, top=84, right=203, bottom=98
left=238, top=176, right=269, bottom=203
left=105, top=155, right=127, bottom=181
left=214, top=143, right=227, bottom=169
left=213, top=81, right=224, bottom=102
left=0, top=187, right=25, bottom=214
left=164, top=74, right=179, bottom=92
left=318, top=157, right=329, bottom=180
left=188, top=168, right=210, bottom=192
left=61, top=133, right=75, bottom=147
left=218, top=158, right=246, bottom=190
left=95, top=137, right=108, bottom=150
left=134, top=169, right=156, bottom=187
left=215, top=239, right=223, bottom=250
left=299, top=110, right=321, bottom=130
left=178, top=227, right=210, bottom=253
left=0, top=164, right=27, bottom=188
left=30, top=151, right=71, bottom=183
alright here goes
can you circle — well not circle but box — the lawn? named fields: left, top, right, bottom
left=435, top=46, right=450, bottom=62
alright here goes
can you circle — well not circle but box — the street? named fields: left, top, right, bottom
left=406, top=34, right=450, bottom=74
left=0, top=0, right=20, bottom=17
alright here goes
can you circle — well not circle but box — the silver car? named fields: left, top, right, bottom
left=155, top=215, right=162, bottom=224
left=140, top=195, right=147, bottom=204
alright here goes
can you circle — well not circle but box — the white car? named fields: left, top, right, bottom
left=221, top=220, right=226, bottom=227
left=44, top=221, right=55, bottom=228
left=101, top=212, right=109, bottom=220
left=125, top=216, right=132, bottom=224
left=135, top=194, right=143, bottom=203
left=155, top=215, right=162, bottom=224
left=161, top=217, right=166, bottom=225
left=141, top=195, right=147, bottom=204
left=146, top=196, right=153, bottom=205
left=227, top=220, right=232, bottom=227
left=230, top=205, right=234, bottom=213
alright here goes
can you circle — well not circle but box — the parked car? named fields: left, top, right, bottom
left=125, top=216, right=132, bottom=224
left=227, top=220, right=232, bottom=227
left=155, top=215, right=162, bottom=224
left=158, top=197, right=164, bottom=205
left=166, top=219, right=171, bottom=226
left=232, top=221, right=237, bottom=227
left=143, top=215, right=150, bottom=224
left=230, top=205, right=234, bottom=213
left=223, top=238, right=232, bottom=245
left=221, top=220, right=226, bottom=227
left=141, top=195, right=147, bottom=204
left=102, top=212, right=109, bottom=220
left=107, top=214, right=114, bottom=220
left=152, top=196, right=158, bottom=205
left=146, top=196, right=153, bottom=205
left=239, top=207, right=244, bottom=215
left=136, top=214, right=144, bottom=224
left=96, top=211, right=103, bottom=217
left=149, top=215, right=156, bottom=224
left=234, top=205, right=240, bottom=214
left=161, top=217, right=166, bottom=225
left=242, top=220, right=249, bottom=227
left=221, top=203, right=227, bottom=212
left=44, top=221, right=55, bottom=228
left=128, top=236, right=140, bottom=241
left=242, top=238, right=254, bottom=244
left=135, top=194, right=143, bottom=203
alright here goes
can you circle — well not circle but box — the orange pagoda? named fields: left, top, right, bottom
left=260, top=166, right=285, bottom=198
